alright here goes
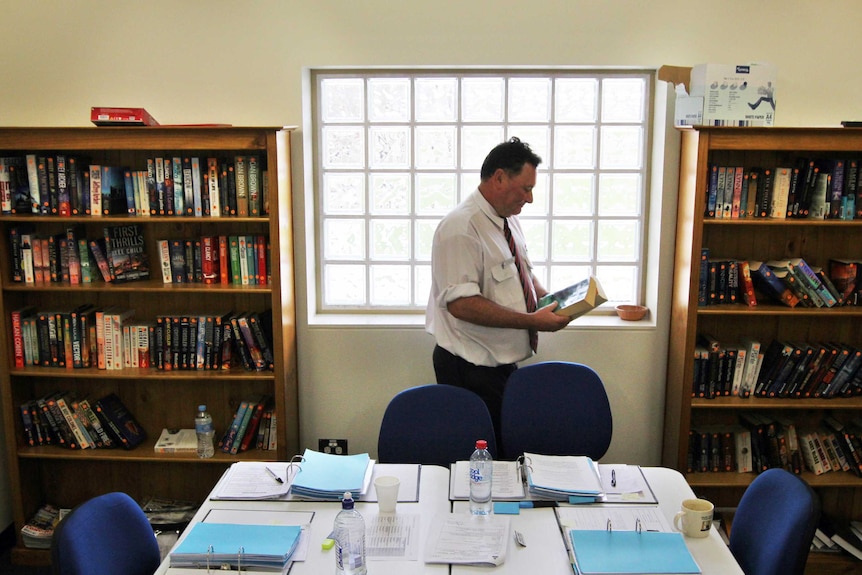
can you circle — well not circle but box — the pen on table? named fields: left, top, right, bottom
left=519, top=501, right=557, bottom=508
left=265, top=466, right=284, bottom=484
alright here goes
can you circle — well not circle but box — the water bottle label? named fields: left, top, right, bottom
left=470, top=467, right=484, bottom=483
left=335, top=545, right=344, bottom=569
left=196, top=421, right=213, bottom=433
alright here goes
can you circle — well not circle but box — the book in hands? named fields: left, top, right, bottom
left=538, top=275, right=607, bottom=319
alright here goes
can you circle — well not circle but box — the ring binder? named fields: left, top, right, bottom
left=169, top=523, right=301, bottom=571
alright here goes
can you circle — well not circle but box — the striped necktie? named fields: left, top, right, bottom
left=503, top=218, right=538, bottom=352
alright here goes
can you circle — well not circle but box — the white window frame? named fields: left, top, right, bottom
left=306, top=68, right=655, bottom=321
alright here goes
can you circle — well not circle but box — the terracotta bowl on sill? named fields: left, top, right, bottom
left=615, top=304, right=648, bottom=321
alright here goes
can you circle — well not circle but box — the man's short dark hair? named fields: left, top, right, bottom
left=480, top=137, right=542, bottom=180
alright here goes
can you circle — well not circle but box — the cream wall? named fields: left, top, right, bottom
left=3, top=0, right=862, bottom=528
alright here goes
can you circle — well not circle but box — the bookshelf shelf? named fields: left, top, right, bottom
left=0, top=126, right=298, bottom=566
left=698, top=304, right=862, bottom=316
left=3, top=280, right=273, bottom=293
left=664, top=127, right=862, bottom=575
left=692, top=397, right=862, bottom=410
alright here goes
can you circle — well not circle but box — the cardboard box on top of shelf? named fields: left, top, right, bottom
left=659, top=63, right=777, bottom=127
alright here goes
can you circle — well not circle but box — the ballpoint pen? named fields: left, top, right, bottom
left=265, top=466, right=284, bottom=484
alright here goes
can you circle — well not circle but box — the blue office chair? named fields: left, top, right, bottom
left=51, top=491, right=162, bottom=575
left=500, top=361, right=612, bottom=460
left=729, top=468, right=820, bottom=575
left=378, top=384, right=497, bottom=466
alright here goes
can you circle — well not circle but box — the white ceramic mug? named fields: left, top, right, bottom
left=673, top=498, right=714, bottom=538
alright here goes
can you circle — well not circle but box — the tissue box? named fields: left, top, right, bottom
left=660, top=64, right=777, bottom=127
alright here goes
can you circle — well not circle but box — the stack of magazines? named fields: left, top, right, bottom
left=290, top=449, right=373, bottom=500
left=21, top=504, right=66, bottom=549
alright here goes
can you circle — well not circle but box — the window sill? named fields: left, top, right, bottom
left=306, top=310, right=657, bottom=330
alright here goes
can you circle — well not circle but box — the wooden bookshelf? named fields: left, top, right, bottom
left=0, top=127, right=298, bottom=566
left=663, top=126, right=862, bottom=575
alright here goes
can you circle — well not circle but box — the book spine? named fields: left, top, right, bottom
left=207, top=158, right=221, bottom=217
left=0, top=158, right=12, bottom=214
left=248, top=311, right=274, bottom=371
left=25, top=154, right=39, bottom=214
left=55, top=395, right=90, bottom=449
left=221, top=401, right=248, bottom=453
left=224, top=161, right=235, bottom=216
left=236, top=315, right=264, bottom=370
left=172, top=157, right=184, bottom=217
left=248, top=155, right=260, bottom=217
left=88, top=240, right=112, bottom=283
left=235, top=156, right=248, bottom=216
left=730, top=166, right=744, bottom=219
left=230, top=398, right=257, bottom=454
left=191, top=157, right=203, bottom=217
left=256, top=235, right=267, bottom=285
left=240, top=398, right=266, bottom=452
left=45, top=397, right=76, bottom=448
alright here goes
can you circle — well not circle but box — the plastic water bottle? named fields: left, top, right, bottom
left=334, top=491, right=367, bottom=575
left=470, top=439, right=493, bottom=515
left=194, top=404, right=214, bottom=459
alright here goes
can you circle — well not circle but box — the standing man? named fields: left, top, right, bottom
left=426, top=137, right=571, bottom=451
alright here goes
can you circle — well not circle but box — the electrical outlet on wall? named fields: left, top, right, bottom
left=319, top=438, right=348, bottom=455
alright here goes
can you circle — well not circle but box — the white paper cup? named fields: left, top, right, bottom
left=673, top=498, right=714, bottom=538
left=374, top=476, right=400, bottom=514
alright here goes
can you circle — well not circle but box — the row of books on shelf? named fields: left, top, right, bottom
left=9, top=223, right=271, bottom=286
left=10, top=306, right=275, bottom=372
left=688, top=413, right=862, bottom=477
left=19, top=391, right=146, bottom=450
left=156, top=234, right=270, bottom=285
left=0, top=153, right=268, bottom=218
left=216, top=395, right=278, bottom=454
left=694, top=334, right=862, bottom=399
left=705, top=157, right=862, bottom=221
left=152, top=397, right=278, bottom=455
left=10, top=223, right=149, bottom=284
left=698, top=251, right=859, bottom=308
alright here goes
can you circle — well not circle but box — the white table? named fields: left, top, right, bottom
left=156, top=465, right=743, bottom=574
left=451, top=467, right=743, bottom=575
left=155, top=464, right=451, bottom=575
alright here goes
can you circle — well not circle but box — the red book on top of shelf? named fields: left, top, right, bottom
left=90, top=107, right=159, bottom=127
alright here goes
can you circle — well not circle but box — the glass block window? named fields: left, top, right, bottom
left=312, top=70, right=653, bottom=313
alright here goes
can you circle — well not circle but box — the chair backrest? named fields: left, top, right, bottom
left=51, top=491, right=162, bottom=575
left=729, top=468, right=821, bottom=575
left=500, top=361, right=612, bottom=460
left=378, top=384, right=497, bottom=467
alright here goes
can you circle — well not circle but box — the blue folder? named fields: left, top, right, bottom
left=569, top=529, right=701, bottom=574
left=290, top=448, right=371, bottom=499
left=170, top=522, right=302, bottom=570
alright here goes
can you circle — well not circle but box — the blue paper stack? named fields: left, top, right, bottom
left=290, top=448, right=373, bottom=500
